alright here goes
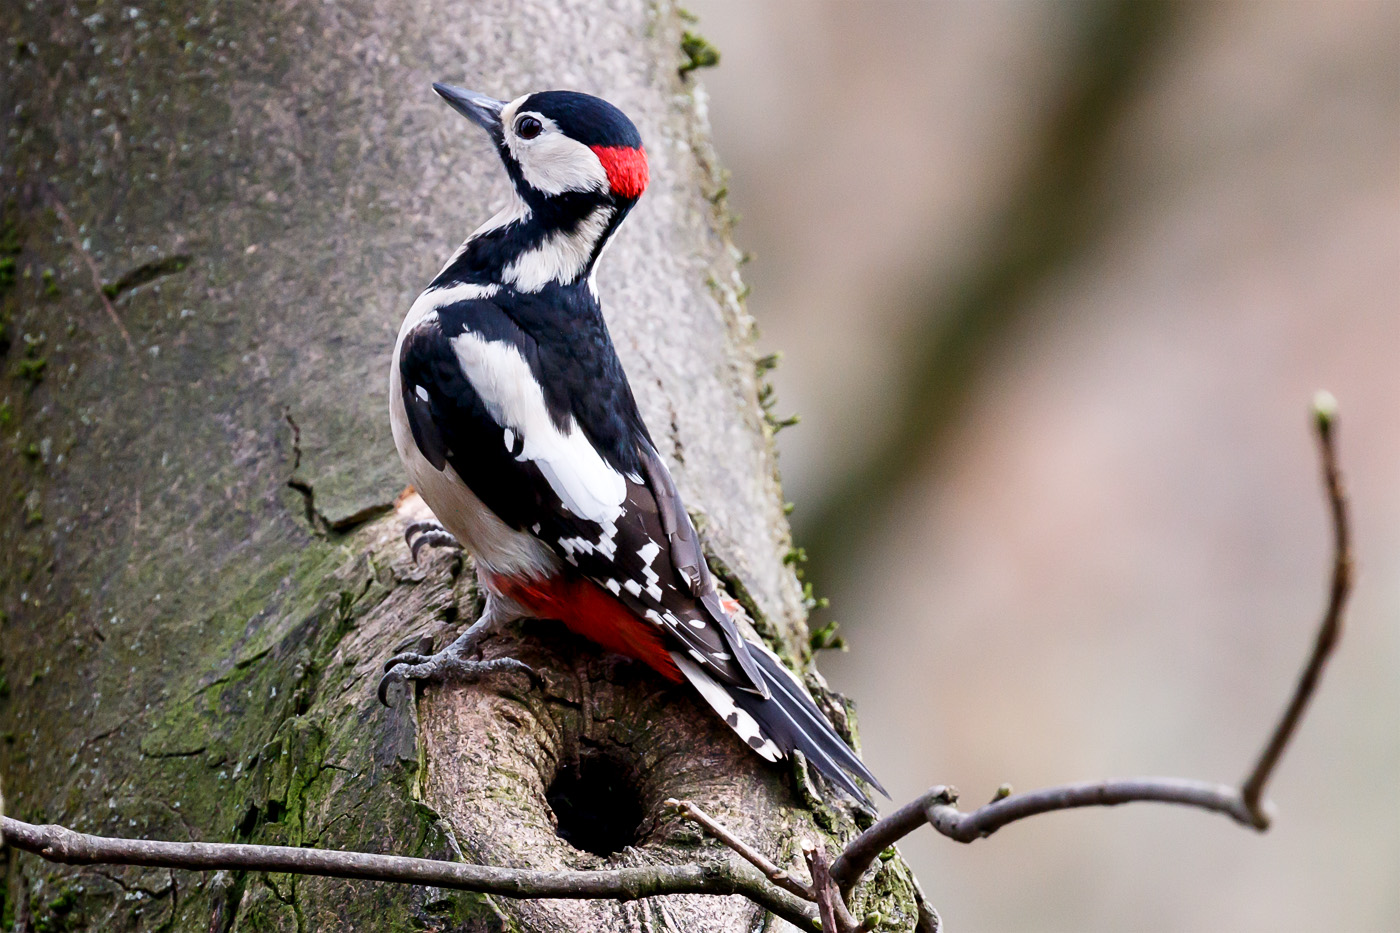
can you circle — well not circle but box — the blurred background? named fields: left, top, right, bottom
left=683, top=2, right=1398, bottom=931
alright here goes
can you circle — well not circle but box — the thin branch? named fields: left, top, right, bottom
left=666, top=798, right=815, bottom=900
left=833, top=395, right=1353, bottom=891
left=1240, top=391, right=1350, bottom=826
left=42, top=182, right=137, bottom=354
left=0, top=815, right=820, bottom=933
left=830, top=787, right=948, bottom=899
left=803, top=840, right=856, bottom=933
left=923, top=778, right=1258, bottom=843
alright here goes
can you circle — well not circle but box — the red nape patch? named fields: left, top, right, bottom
left=590, top=145, right=649, bottom=199
left=490, top=573, right=682, bottom=682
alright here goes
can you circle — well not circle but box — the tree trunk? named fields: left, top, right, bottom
left=0, top=1, right=923, bottom=930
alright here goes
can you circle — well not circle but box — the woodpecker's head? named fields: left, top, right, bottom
left=434, top=83, right=649, bottom=207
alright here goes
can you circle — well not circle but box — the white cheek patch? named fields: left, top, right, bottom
left=448, top=331, right=626, bottom=524
left=519, top=133, right=609, bottom=195
left=501, top=102, right=610, bottom=196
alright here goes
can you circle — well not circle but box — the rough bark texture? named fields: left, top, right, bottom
left=0, top=1, right=922, bottom=931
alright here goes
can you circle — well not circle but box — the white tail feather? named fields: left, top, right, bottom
left=672, top=652, right=782, bottom=762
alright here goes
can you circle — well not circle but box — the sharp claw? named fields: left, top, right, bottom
left=482, top=657, right=541, bottom=684
left=405, top=520, right=436, bottom=556
left=376, top=652, right=537, bottom=707
left=383, top=651, right=429, bottom=672
left=410, top=535, right=430, bottom=563
left=404, top=522, right=463, bottom=563
left=377, top=670, right=402, bottom=706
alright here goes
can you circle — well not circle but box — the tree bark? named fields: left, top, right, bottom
left=0, top=1, right=922, bottom=930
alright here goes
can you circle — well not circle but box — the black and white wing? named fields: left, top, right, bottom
left=398, top=292, right=884, bottom=802
left=397, top=294, right=765, bottom=695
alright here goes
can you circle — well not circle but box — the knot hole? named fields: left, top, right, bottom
left=546, top=746, right=644, bottom=857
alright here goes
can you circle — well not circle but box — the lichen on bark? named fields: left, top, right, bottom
left=0, top=1, right=923, bottom=930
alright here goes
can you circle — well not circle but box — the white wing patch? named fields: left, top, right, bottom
left=448, top=330, right=626, bottom=524
left=674, top=653, right=781, bottom=762
left=637, top=539, right=663, bottom=601
left=559, top=516, right=619, bottom=561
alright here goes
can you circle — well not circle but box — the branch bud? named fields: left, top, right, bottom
left=1312, top=390, right=1338, bottom=434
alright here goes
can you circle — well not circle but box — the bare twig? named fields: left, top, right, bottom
left=830, top=786, right=948, bottom=899
left=666, top=798, right=815, bottom=900
left=803, top=840, right=859, bottom=933
left=925, top=778, right=1260, bottom=842
left=42, top=183, right=137, bottom=354
left=1240, top=391, right=1350, bottom=827
left=833, top=395, right=1352, bottom=893
left=0, top=815, right=821, bottom=933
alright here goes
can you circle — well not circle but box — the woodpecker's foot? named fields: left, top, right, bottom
left=377, top=643, right=537, bottom=706
left=404, top=520, right=461, bottom=563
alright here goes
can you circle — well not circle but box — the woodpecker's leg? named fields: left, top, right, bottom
left=404, top=519, right=462, bottom=563
left=377, top=595, right=536, bottom=705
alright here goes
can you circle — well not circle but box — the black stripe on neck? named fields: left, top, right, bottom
left=434, top=188, right=634, bottom=290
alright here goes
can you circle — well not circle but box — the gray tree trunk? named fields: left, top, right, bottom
left=0, top=1, right=923, bottom=930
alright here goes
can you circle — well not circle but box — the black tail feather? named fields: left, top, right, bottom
left=730, top=645, right=888, bottom=806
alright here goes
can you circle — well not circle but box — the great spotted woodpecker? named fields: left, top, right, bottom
left=379, top=83, right=884, bottom=804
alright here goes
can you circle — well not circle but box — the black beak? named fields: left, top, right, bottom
left=433, top=83, right=506, bottom=136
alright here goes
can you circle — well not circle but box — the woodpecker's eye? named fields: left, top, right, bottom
left=516, top=116, right=543, bottom=140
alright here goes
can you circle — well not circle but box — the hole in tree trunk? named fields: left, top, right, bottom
left=546, top=747, right=643, bottom=856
